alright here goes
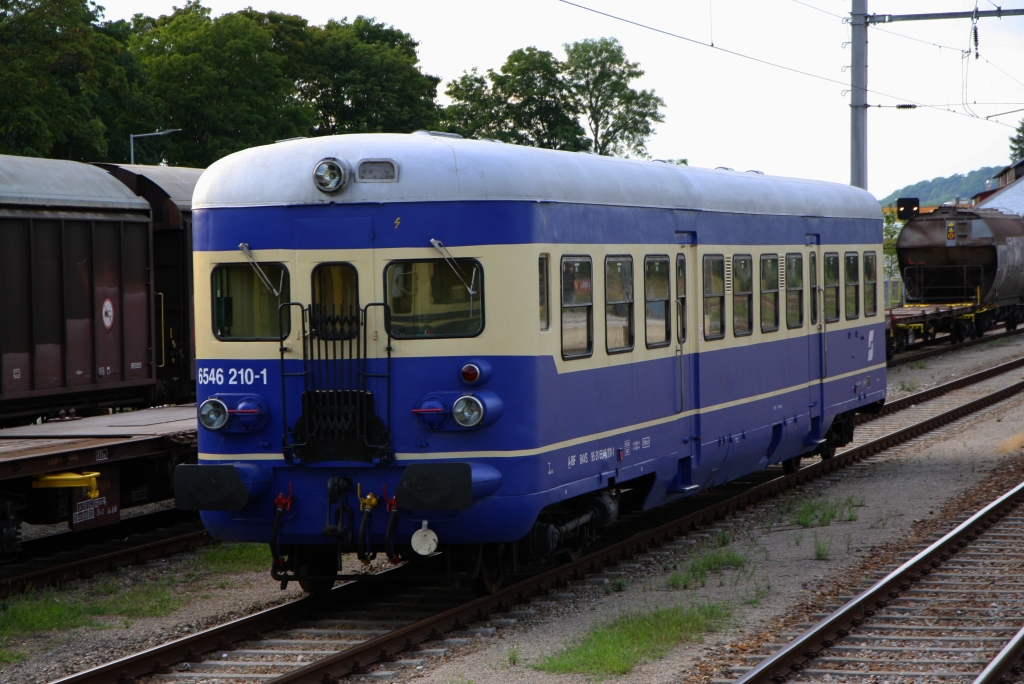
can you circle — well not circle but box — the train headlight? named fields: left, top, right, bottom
left=312, top=158, right=349, bottom=194
left=198, top=398, right=230, bottom=431
left=452, top=395, right=484, bottom=428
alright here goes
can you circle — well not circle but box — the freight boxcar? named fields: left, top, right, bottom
left=0, top=155, right=156, bottom=425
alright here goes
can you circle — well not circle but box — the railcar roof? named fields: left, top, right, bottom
left=977, top=176, right=1024, bottom=217
left=99, top=164, right=205, bottom=210
left=0, top=155, right=150, bottom=211
left=194, top=133, right=881, bottom=221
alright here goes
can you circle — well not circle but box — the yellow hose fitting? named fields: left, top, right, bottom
left=32, top=472, right=101, bottom=499
left=356, top=483, right=378, bottom=512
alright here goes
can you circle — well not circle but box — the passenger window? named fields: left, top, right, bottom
left=760, top=254, right=780, bottom=333
left=845, top=252, right=860, bottom=319
left=562, top=257, right=593, bottom=358
left=212, top=263, right=290, bottom=340
left=605, top=257, right=634, bottom=353
left=539, top=255, right=550, bottom=331
left=824, top=252, right=840, bottom=323
left=786, top=253, right=804, bottom=328
left=645, top=256, right=671, bottom=348
left=312, top=264, right=358, bottom=336
left=676, top=255, right=686, bottom=343
left=385, top=259, right=483, bottom=338
left=703, top=255, right=725, bottom=340
left=733, top=255, right=753, bottom=336
left=810, top=251, right=818, bottom=325
left=864, top=251, right=878, bottom=317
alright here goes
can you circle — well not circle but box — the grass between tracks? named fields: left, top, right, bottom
left=666, top=549, right=747, bottom=590
left=200, top=542, right=272, bottom=573
left=534, top=601, right=731, bottom=675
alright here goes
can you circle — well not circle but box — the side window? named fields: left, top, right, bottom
left=760, top=254, right=780, bottom=333
left=702, top=255, right=725, bottom=340
left=539, top=255, right=550, bottom=331
left=824, top=252, right=840, bottom=322
left=645, top=256, right=671, bottom=348
left=864, top=251, right=878, bottom=317
left=605, top=256, right=634, bottom=353
left=212, top=263, right=290, bottom=340
left=561, top=256, right=593, bottom=358
left=810, top=251, right=818, bottom=325
left=733, top=255, right=753, bottom=336
left=845, top=252, right=860, bottom=319
left=312, top=263, right=358, bottom=336
left=676, top=254, right=686, bottom=343
left=785, top=253, right=804, bottom=328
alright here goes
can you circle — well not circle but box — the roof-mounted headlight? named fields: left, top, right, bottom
left=198, top=398, right=230, bottom=431
left=312, top=158, right=350, bottom=194
left=452, top=395, right=484, bottom=428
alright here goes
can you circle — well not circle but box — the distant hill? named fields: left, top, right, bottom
left=879, top=166, right=1002, bottom=207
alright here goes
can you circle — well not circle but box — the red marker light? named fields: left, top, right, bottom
left=460, top=363, right=481, bottom=384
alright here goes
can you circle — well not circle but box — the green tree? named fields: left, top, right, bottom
left=443, top=48, right=588, bottom=150
left=132, top=2, right=314, bottom=167
left=882, top=205, right=903, bottom=279
left=563, top=38, right=664, bottom=157
left=0, top=0, right=116, bottom=159
left=299, top=16, right=440, bottom=136
left=1011, top=118, right=1024, bottom=163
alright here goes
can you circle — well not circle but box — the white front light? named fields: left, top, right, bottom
left=198, top=398, right=229, bottom=431
left=312, top=158, right=349, bottom=194
left=452, top=395, right=484, bottom=428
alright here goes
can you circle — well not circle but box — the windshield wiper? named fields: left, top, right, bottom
left=429, top=239, right=477, bottom=296
left=239, top=242, right=284, bottom=297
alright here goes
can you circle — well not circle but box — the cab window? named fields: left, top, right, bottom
left=703, top=255, right=725, bottom=340
left=212, top=263, right=290, bottom=340
left=733, top=255, right=753, bottom=337
left=385, top=259, right=483, bottom=338
left=645, top=256, right=670, bottom=348
left=312, top=263, right=358, bottom=337
left=562, top=256, right=593, bottom=358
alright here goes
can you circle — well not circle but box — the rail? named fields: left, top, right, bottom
left=54, top=371, right=1024, bottom=684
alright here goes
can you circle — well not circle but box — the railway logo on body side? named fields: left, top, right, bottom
left=101, top=298, right=114, bottom=330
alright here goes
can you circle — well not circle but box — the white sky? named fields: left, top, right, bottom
left=97, top=0, right=1024, bottom=199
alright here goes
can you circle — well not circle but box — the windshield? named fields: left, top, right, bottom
left=385, top=259, right=483, bottom=338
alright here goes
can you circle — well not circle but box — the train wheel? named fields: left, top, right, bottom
left=295, top=544, right=338, bottom=595
left=477, top=544, right=504, bottom=595
left=782, top=456, right=801, bottom=475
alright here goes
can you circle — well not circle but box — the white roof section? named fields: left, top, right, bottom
left=977, top=176, right=1024, bottom=217
left=0, top=155, right=150, bottom=211
left=194, top=133, right=881, bottom=221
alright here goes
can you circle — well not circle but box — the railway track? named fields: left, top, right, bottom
left=723, top=479, right=1024, bottom=684
left=54, top=361, right=1024, bottom=684
left=0, top=510, right=210, bottom=600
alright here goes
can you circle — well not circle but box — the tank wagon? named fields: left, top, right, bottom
left=889, top=204, right=1024, bottom=355
left=176, top=133, right=885, bottom=593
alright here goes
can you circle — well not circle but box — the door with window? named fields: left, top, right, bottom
left=805, top=236, right=825, bottom=427
left=675, top=247, right=697, bottom=466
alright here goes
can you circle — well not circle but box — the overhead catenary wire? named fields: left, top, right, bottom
left=557, top=0, right=1014, bottom=128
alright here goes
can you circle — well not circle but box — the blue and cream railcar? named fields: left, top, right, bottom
left=176, top=132, right=885, bottom=591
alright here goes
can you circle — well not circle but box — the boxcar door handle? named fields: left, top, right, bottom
left=156, top=292, right=165, bottom=368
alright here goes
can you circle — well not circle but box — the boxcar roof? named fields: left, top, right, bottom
left=194, top=133, right=881, bottom=221
left=99, top=164, right=205, bottom=210
left=0, top=155, right=150, bottom=211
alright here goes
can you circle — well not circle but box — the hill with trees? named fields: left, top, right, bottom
left=879, top=166, right=1002, bottom=207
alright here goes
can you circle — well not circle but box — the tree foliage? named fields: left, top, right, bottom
left=878, top=166, right=1002, bottom=207
left=443, top=38, right=664, bottom=156
left=1011, top=118, right=1024, bottom=163
left=882, top=206, right=902, bottom=279
left=563, top=38, right=664, bottom=157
